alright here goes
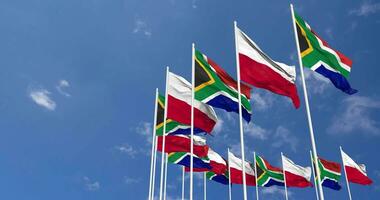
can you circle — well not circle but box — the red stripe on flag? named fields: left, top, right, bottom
left=345, top=166, right=373, bottom=185
left=156, top=136, right=209, bottom=158
left=239, top=54, right=300, bottom=108
left=167, top=95, right=216, bottom=133
left=285, top=171, right=312, bottom=188
left=230, top=167, right=256, bottom=186
left=311, top=29, right=352, bottom=68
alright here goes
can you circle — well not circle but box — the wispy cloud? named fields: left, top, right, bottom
left=271, top=126, right=298, bottom=152
left=29, top=88, right=56, bottom=111
left=261, top=186, right=292, bottom=197
left=213, top=118, right=224, bottom=135
left=191, top=0, right=198, bottom=9
left=324, top=27, right=333, bottom=39
left=251, top=92, right=275, bottom=111
left=83, top=176, right=100, bottom=191
left=349, top=1, right=380, bottom=16
left=244, top=123, right=269, bottom=140
left=114, top=143, right=138, bottom=158
left=133, top=19, right=152, bottom=37
left=124, top=176, right=141, bottom=184
left=56, top=79, right=71, bottom=97
left=328, top=96, right=380, bottom=135
left=303, top=69, right=330, bottom=94
left=136, top=122, right=153, bottom=143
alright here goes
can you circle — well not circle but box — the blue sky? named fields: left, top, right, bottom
left=0, top=0, right=379, bottom=199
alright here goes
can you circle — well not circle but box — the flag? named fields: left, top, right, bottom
left=206, top=171, right=229, bottom=185
left=228, top=151, right=256, bottom=186
left=167, top=72, right=218, bottom=133
left=236, top=27, right=300, bottom=108
left=294, top=12, right=357, bottom=95
left=256, top=155, right=284, bottom=187
left=316, top=157, right=342, bottom=190
left=185, top=148, right=227, bottom=175
left=194, top=49, right=252, bottom=122
left=341, top=149, right=373, bottom=185
left=168, top=152, right=211, bottom=171
left=157, top=135, right=209, bottom=157
left=156, top=93, right=203, bottom=136
left=282, top=155, right=312, bottom=187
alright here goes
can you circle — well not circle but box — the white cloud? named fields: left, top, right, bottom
left=115, top=143, right=138, bottom=158
left=124, top=177, right=141, bottom=184
left=350, top=1, right=380, bottom=16
left=328, top=96, right=380, bottom=135
left=29, top=88, right=56, bottom=111
left=133, top=19, right=152, bottom=37
left=325, top=27, right=333, bottom=39
left=213, top=119, right=224, bottom=135
left=251, top=92, right=274, bottom=111
left=83, top=176, right=100, bottom=191
left=303, top=69, right=330, bottom=94
left=56, top=79, right=71, bottom=97
left=191, top=0, right=197, bottom=8
left=261, top=186, right=292, bottom=198
left=244, top=123, right=269, bottom=140
left=136, top=122, right=153, bottom=143
left=271, top=126, right=298, bottom=152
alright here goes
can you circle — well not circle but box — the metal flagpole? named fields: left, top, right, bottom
left=309, top=151, right=320, bottom=200
left=233, top=20, right=248, bottom=200
left=159, top=67, right=170, bottom=200
left=190, top=43, right=195, bottom=200
left=164, top=154, right=168, bottom=200
left=204, top=172, right=207, bottom=200
left=182, top=166, right=185, bottom=200
left=340, top=146, right=353, bottom=200
left=281, top=153, right=289, bottom=200
left=289, top=4, right=325, bottom=200
left=148, top=89, right=159, bottom=200
left=151, top=136, right=158, bottom=200
left=228, top=148, right=232, bottom=200
left=253, top=152, right=259, bottom=200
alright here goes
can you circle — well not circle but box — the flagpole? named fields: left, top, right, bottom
left=233, top=20, right=248, bottom=200
left=148, top=88, right=159, bottom=200
left=159, top=67, right=170, bottom=200
left=289, top=4, right=325, bottom=200
left=164, top=154, right=168, bottom=200
left=182, top=166, right=185, bottom=200
left=340, top=146, right=353, bottom=200
left=228, top=148, right=232, bottom=200
left=309, top=151, right=320, bottom=200
left=190, top=42, right=195, bottom=200
left=281, top=153, right=289, bottom=200
left=253, top=152, right=259, bottom=200
left=204, top=172, right=207, bottom=200
left=152, top=135, right=158, bottom=200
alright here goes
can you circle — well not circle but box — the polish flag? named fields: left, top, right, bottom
left=282, top=155, right=312, bottom=187
left=228, top=151, right=256, bottom=186
left=157, top=135, right=209, bottom=158
left=167, top=72, right=217, bottom=133
left=236, top=27, right=300, bottom=108
left=341, top=149, right=373, bottom=185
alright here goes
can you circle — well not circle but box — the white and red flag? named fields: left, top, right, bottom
left=236, top=27, right=300, bottom=108
left=228, top=151, right=256, bottom=186
left=282, top=155, right=312, bottom=187
left=167, top=72, right=217, bottom=133
left=341, top=149, right=373, bottom=185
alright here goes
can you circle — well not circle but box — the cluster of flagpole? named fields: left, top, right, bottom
left=146, top=4, right=372, bottom=200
